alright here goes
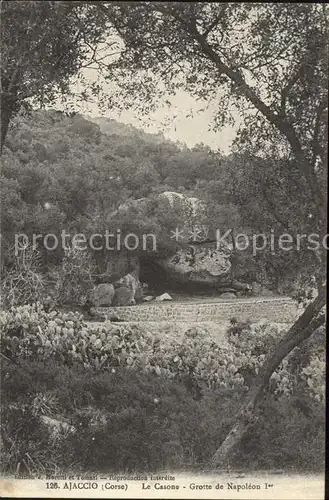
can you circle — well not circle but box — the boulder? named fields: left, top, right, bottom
left=155, top=293, right=172, bottom=301
left=143, top=295, right=154, bottom=302
left=251, top=281, right=262, bottom=296
left=113, top=191, right=209, bottom=243
left=159, top=241, right=232, bottom=287
left=43, top=295, right=55, bottom=313
left=109, top=316, right=125, bottom=322
left=95, top=253, right=139, bottom=284
left=220, top=292, right=236, bottom=299
left=115, top=267, right=143, bottom=302
left=112, top=286, right=135, bottom=306
left=157, top=191, right=208, bottom=241
left=90, top=284, right=115, bottom=307
left=40, top=415, right=76, bottom=439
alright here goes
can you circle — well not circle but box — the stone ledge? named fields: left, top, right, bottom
left=94, top=297, right=299, bottom=323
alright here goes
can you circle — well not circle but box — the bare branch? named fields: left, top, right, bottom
left=211, top=284, right=326, bottom=467
left=202, top=11, right=225, bottom=38
left=154, top=11, right=325, bottom=221
left=311, top=98, right=328, bottom=166
left=279, top=69, right=301, bottom=116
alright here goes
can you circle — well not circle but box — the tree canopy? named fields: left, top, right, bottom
left=101, top=2, right=327, bottom=225
left=0, top=0, right=116, bottom=152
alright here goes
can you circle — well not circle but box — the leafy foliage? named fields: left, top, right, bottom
left=1, top=305, right=325, bottom=403
left=2, top=110, right=322, bottom=296
left=48, top=246, right=96, bottom=307
left=0, top=0, right=116, bottom=150
left=1, top=247, right=46, bottom=308
left=102, top=1, right=328, bottom=290
left=1, top=344, right=325, bottom=474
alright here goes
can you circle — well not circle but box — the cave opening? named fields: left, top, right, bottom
left=138, top=254, right=225, bottom=297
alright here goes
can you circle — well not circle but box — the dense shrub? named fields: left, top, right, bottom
left=228, top=391, right=325, bottom=471
left=0, top=305, right=325, bottom=401
left=0, top=359, right=226, bottom=473
left=0, top=307, right=325, bottom=474
left=47, top=246, right=96, bottom=307
left=1, top=358, right=325, bottom=475
left=1, top=248, right=46, bottom=308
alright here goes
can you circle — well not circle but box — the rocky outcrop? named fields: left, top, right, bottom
left=104, top=192, right=254, bottom=293
left=114, top=267, right=143, bottom=303
left=92, top=297, right=299, bottom=323
left=114, top=191, right=209, bottom=243
left=143, top=295, right=154, bottom=302
left=90, top=284, right=115, bottom=307
left=155, top=293, right=172, bottom=301
left=220, top=292, right=236, bottom=299
left=95, top=252, right=139, bottom=285
left=40, top=415, right=76, bottom=442
left=159, top=241, right=233, bottom=287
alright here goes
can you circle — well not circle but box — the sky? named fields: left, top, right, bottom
left=67, top=70, right=240, bottom=154
left=94, top=93, right=238, bottom=154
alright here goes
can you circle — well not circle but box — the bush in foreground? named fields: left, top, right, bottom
left=1, top=304, right=325, bottom=402
left=1, top=358, right=325, bottom=475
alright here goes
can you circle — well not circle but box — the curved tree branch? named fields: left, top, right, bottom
left=147, top=4, right=326, bottom=223
left=210, top=283, right=326, bottom=467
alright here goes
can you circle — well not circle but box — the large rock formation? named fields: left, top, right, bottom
left=106, top=192, right=251, bottom=292
left=159, top=241, right=233, bottom=288
left=114, top=191, right=209, bottom=243
left=115, top=268, right=143, bottom=302
left=156, top=191, right=208, bottom=241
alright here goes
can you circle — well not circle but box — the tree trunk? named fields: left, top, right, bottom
left=0, top=100, right=11, bottom=155
left=0, top=92, right=16, bottom=156
left=183, top=24, right=326, bottom=224
left=210, top=284, right=326, bottom=467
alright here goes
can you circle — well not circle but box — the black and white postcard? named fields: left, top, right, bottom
left=0, top=2, right=326, bottom=499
